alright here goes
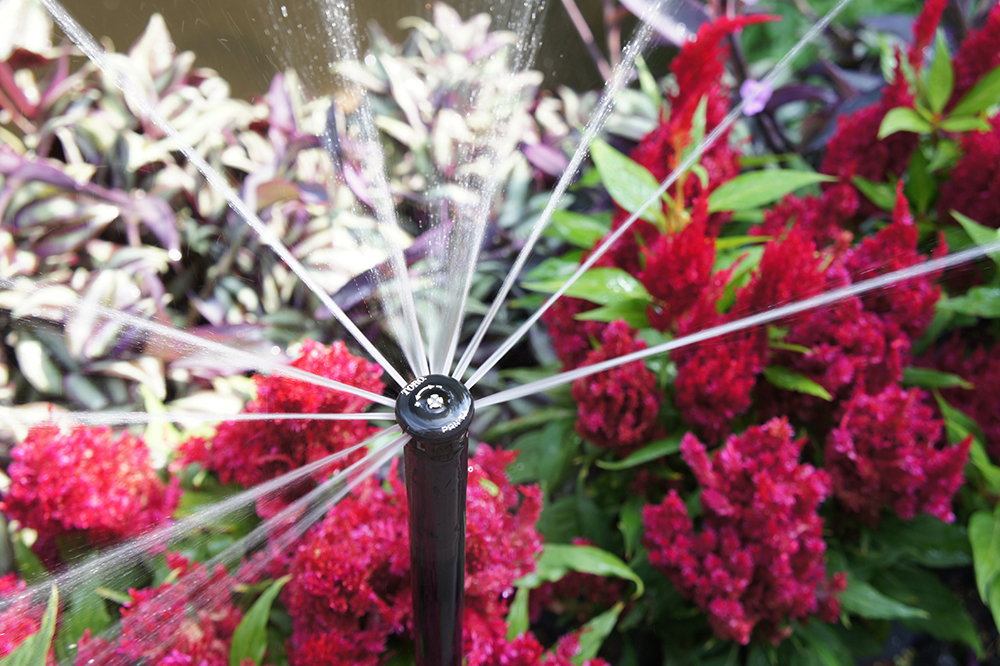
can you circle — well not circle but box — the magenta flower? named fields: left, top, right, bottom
left=825, top=386, right=971, bottom=525
left=1, top=425, right=179, bottom=554
left=643, top=419, right=844, bottom=645
left=739, top=79, right=772, bottom=116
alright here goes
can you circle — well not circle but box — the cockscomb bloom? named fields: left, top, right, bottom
left=948, top=1, right=1000, bottom=110
left=571, top=320, right=662, bottom=455
left=825, top=386, right=971, bottom=525
left=1, top=425, right=179, bottom=553
left=938, top=116, right=1000, bottom=229
left=0, top=575, right=54, bottom=665
left=639, top=200, right=716, bottom=331
left=756, top=182, right=859, bottom=248
left=907, top=0, right=948, bottom=69
left=673, top=269, right=766, bottom=442
left=542, top=295, right=609, bottom=369
left=283, top=446, right=543, bottom=666
left=844, top=184, right=944, bottom=340
left=179, top=340, right=385, bottom=493
left=919, top=335, right=1000, bottom=458
left=734, top=225, right=827, bottom=318
left=643, top=419, right=844, bottom=645
left=76, top=553, right=245, bottom=666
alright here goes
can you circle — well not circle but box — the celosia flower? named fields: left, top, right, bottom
left=733, top=225, right=827, bottom=318
left=825, top=386, right=971, bottom=525
left=76, top=553, right=244, bottom=666
left=542, top=295, right=608, bottom=369
left=179, top=340, right=385, bottom=494
left=919, top=335, right=1000, bottom=458
left=938, top=117, right=1000, bottom=228
left=908, top=0, right=948, bottom=69
left=756, top=182, right=859, bottom=248
left=0, top=575, right=54, bottom=665
left=1, top=425, right=179, bottom=552
left=639, top=206, right=715, bottom=331
left=643, top=419, right=845, bottom=645
left=844, top=183, right=943, bottom=340
left=949, top=2, right=1000, bottom=109
left=571, top=321, right=662, bottom=454
left=283, top=446, right=543, bottom=666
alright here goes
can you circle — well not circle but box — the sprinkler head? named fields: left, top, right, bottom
left=395, top=374, right=474, bottom=452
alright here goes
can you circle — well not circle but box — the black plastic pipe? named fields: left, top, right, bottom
left=395, top=374, right=474, bottom=666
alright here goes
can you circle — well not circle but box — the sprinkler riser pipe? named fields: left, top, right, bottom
left=396, top=375, right=474, bottom=666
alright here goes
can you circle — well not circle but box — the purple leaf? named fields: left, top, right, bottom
left=522, top=142, right=570, bottom=177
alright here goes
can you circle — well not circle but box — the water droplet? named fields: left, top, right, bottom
left=280, top=5, right=288, bottom=17
left=365, top=53, right=376, bottom=67
left=271, top=346, right=281, bottom=355
left=168, top=249, right=182, bottom=261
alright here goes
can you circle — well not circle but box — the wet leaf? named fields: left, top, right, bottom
left=951, top=210, right=1000, bottom=266
left=522, top=267, right=651, bottom=306
left=596, top=434, right=682, bottom=470
left=938, top=287, right=1000, bottom=318
left=0, top=586, right=58, bottom=666
left=840, top=574, right=928, bottom=620
left=573, top=603, right=623, bottom=665
left=516, top=544, right=644, bottom=598
left=546, top=210, right=611, bottom=248
left=951, top=63, right=1000, bottom=117
left=877, top=107, right=932, bottom=139
left=762, top=367, right=832, bottom=400
left=590, top=138, right=666, bottom=225
left=707, top=170, right=835, bottom=213
left=230, top=575, right=291, bottom=666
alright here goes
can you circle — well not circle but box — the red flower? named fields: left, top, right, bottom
left=908, top=0, right=949, bottom=69
left=825, top=386, right=971, bottom=525
left=542, top=295, right=608, bottom=369
left=76, top=553, right=244, bottom=666
left=283, top=446, right=543, bottom=666
left=0, top=575, right=54, bottom=665
left=734, top=225, right=828, bottom=318
left=571, top=321, right=663, bottom=454
left=639, top=207, right=716, bottom=331
left=949, top=2, right=1000, bottom=110
left=179, top=340, right=385, bottom=495
left=919, top=335, right=1000, bottom=458
left=643, top=419, right=844, bottom=645
left=1, top=425, right=179, bottom=553
left=938, top=117, right=1000, bottom=228
left=756, top=182, right=859, bottom=248
left=843, top=183, right=944, bottom=340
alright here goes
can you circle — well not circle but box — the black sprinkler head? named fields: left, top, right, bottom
left=394, top=374, right=474, bottom=451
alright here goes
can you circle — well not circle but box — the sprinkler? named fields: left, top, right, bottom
left=395, top=374, right=475, bottom=666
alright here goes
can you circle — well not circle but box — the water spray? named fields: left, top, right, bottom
left=395, top=375, right=475, bottom=666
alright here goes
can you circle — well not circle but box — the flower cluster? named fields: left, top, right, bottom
left=180, top=340, right=385, bottom=495
left=0, top=575, right=54, bottom=664
left=571, top=321, right=662, bottom=454
left=1, top=425, right=179, bottom=557
left=825, top=386, right=970, bottom=525
left=938, top=116, right=1000, bottom=228
left=643, top=419, right=844, bottom=644
left=283, top=446, right=545, bottom=666
left=77, top=553, right=247, bottom=666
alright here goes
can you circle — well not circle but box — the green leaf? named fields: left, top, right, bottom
left=872, top=567, right=983, bottom=655
left=763, top=367, right=832, bottom=400
left=590, top=138, right=666, bottom=225
left=596, top=434, right=682, bottom=470
left=505, top=587, right=530, bottom=640
left=12, top=536, right=48, bottom=584
left=707, top=170, right=835, bottom=213
left=901, top=366, right=974, bottom=390
left=952, top=210, right=1000, bottom=267
left=938, top=287, right=1000, bottom=318
left=575, top=299, right=650, bottom=328
left=933, top=393, right=1000, bottom=492
left=573, top=603, right=623, bottom=665
left=970, top=509, right=1000, bottom=605
left=229, top=575, right=291, bottom=666
left=618, top=499, right=644, bottom=560
left=906, top=146, right=934, bottom=215
left=925, top=31, right=954, bottom=115
left=877, top=107, right=932, bottom=139
left=523, top=267, right=652, bottom=306
left=55, top=579, right=112, bottom=662
left=951, top=63, right=1000, bottom=116
left=483, top=408, right=576, bottom=440
left=839, top=574, right=928, bottom=620
left=516, top=544, right=644, bottom=598
left=714, top=236, right=770, bottom=252
left=852, top=176, right=897, bottom=212
left=0, top=586, right=58, bottom=666
left=547, top=210, right=611, bottom=249
left=939, top=115, right=991, bottom=133
left=634, top=54, right=663, bottom=109
left=506, top=419, right=577, bottom=490
left=874, top=514, right=972, bottom=568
